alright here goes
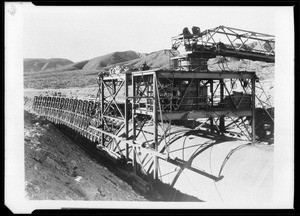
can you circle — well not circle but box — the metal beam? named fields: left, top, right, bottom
left=220, top=26, right=274, bottom=38
left=100, top=78, right=105, bottom=146
left=133, top=108, right=252, bottom=120
left=153, top=73, right=159, bottom=180
left=161, top=109, right=252, bottom=120
left=167, top=158, right=222, bottom=182
left=88, top=126, right=166, bottom=159
left=131, top=69, right=160, bottom=77
left=102, top=115, right=124, bottom=122
left=156, top=71, right=257, bottom=79
left=251, top=77, right=256, bottom=142
left=219, top=80, right=225, bottom=133
left=125, top=73, right=130, bottom=160
left=210, top=80, right=214, bottom=132
left=132, top=75, right=137, bottom=174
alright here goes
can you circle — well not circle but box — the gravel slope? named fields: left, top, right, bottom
left=24, top=110, right=147, bottom=201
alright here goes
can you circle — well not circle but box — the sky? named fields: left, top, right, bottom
left=23, top=6, right=277, bottom=62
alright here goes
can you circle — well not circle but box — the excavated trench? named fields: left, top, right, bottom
left=25, top=93, right=273, bottom=202
left=25, top=96, right=201, bottom=201
left=54, top=123, right=202, bottom=201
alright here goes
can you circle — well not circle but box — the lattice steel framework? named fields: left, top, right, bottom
left=171, top=25, right=275, bottom=65
left=32, top=25, right=278, bottom=189
left=33, top=69, right=257, bottom=183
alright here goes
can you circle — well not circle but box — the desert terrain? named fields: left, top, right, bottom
left=23, top=49, right=274, bottom=201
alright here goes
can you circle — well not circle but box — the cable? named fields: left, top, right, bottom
left=218, top=143, right=250, bottom=178
left=209, top=145, right=223, bottom=202
left=182, top=136, right=188, bottom=161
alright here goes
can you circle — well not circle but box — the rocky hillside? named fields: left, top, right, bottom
left=23, top=49, right=275, bottom=95
left=78, top=49, right=172, bottom=72
left=55, top=60, right=90, bottom=71
left=24, top=110, right=148, bottom=201
left=24, top=51, right=144, bottom=73
left=207, top=57, right=275, bottom=81
left=24, top=49, right=274, bottom=79
left=107, top=49, right=172, bottom=70
left=23, top=50, right=171, bottom=73
left=82, top=50, right=142, bottom=71
left=23, top=97, right=201, bottom=201
left=24, top=58, right=74, bottom=73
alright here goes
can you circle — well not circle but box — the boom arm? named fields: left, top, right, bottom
left=172, top=25, right=275, bottom=63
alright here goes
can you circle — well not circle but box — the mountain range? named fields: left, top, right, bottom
left=23, top=50, right=173, bottom=73
left=24, top=40, right=274, bottom=74
left=24, top=58, right=74, bottom=73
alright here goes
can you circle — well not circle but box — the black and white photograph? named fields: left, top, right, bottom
left=4, top=3, right=294, bottom=213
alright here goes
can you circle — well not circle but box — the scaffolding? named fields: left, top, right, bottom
left=82, top=69, right=257, bottom=180
left=32, top=25, right=274, bottom=189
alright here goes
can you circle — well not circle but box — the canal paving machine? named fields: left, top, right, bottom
left=33, top=26, right=275, bottom=202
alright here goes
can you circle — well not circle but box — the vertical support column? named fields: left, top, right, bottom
left=153, top=73, right=159, bottom=181
left=125, top=73, right=130, bottom=160
left=196, top=78, right=199, bottom=110
left=210, top=80, right=214, bottom=133
left=132, top=75, right=137, bottom=174
left=100, top=77, right=105, bottom=147
left=219, top=79, right=225, bottom=133
left=168, top=49, right=171, bottom=70
left=251, top=76, right=256, bottom=142
left=112, top=79, right=116, bottom=93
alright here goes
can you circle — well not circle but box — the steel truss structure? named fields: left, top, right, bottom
left=32, top=26, right=274, bottom=195
left=33, top=69, right=257, bottom=185
left=171, top=26, right=275, bottom=71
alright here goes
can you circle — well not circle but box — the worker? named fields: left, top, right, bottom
left=183, top=27, right=192, bottom=36
left=191, top=39, right=198, bottom=51
left=192, top=26, right=201, bottom=35
left=141, top=62, right=150, bottom=71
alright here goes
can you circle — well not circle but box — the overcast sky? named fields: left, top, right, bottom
left=23, top=6, right=277, bottom=62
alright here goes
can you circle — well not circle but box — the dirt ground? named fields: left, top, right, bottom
left=24, top=88, right=203, bottom=202
left=23, top=78, right=274, bottom=202
left=24, top=110, right=148, bottom=201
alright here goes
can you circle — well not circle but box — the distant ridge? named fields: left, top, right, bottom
left=55, top=60, right=90, bottom=71
left=105, top=49, right=172, bottom=70
left=23, top=51, right=145, bottom=73
left=82, top=50, right=142, bottom=71
left=24, top=58, right=73, bottom=72
left=24, top=49, right=275, bottom=95
left=23, top=44, right=275, bottom=74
